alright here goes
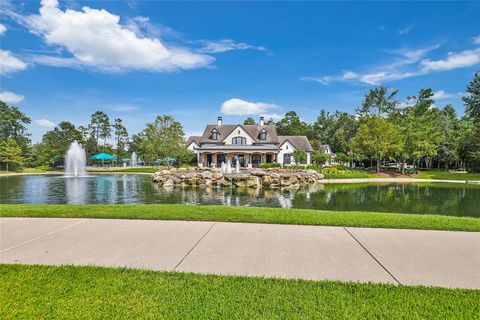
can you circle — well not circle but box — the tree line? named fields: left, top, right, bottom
left=246, top=72, right=480, bottom=172
left=1, top=72, right=479, bottom=172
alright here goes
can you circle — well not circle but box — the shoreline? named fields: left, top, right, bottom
left=2, top=171, right=480, bottom=184
left=321, top=178, right=480, bottom=184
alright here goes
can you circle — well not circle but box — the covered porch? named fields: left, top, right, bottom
left=198, top=152, right=278, bottom=168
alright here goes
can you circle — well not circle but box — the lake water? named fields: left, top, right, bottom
left=1, top=174, right=479, bottom=217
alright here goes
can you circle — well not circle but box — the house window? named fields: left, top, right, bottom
left=283, top=153, right=291, bottom=165
left=232, top=137, right=246, bottom=145
left=211, top=130, right=218, bottom=140
left=286, top=145, right=288, bottom=150
left=259, top=130, right=267, bottom=140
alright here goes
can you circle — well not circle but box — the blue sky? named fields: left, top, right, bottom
left=1, top=0, right=479, bottom=142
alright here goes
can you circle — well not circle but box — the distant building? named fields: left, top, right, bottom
left=186, top=116, right=315, bottom=167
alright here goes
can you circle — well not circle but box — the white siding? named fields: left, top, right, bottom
left=187, top=141, right=199, bottom=152
left=278, top=140, right=295, bottom=165
left=223, top=126, right=256, bottom=145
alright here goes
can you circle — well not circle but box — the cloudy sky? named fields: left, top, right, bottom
left=1, top=0, right=479, bottom=141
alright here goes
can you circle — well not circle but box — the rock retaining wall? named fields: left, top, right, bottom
left=152, top=167, right=324, bottom=188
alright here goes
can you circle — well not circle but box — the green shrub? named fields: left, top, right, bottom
left=260, top=163, right=281, bottom=169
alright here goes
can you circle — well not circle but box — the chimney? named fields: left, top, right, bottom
left=259, top=116, right=265, bottom=126
left=217, top=116, right=223, bottom=126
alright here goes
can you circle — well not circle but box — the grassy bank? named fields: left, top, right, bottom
left=418, top=171, right=480, bottom=181
left=1, top=204, right=479, bottom=231
left=1, top=265, right=478, bottom=319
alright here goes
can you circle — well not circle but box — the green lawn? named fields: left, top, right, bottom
left=1, top=264, right=478, bottom=319
left=1, top=204, right=479, bottom=232
left=322, top=169, right=377, bottom=179
left=418, top=171, right=480, bottom=181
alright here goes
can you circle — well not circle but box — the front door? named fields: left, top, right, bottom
left=252, top=154, right=261, bottom=167
left=266, top=154, right=272, bottom=163
left=217, top=154, right=226, bottom=166
left=207, top=154, right=213, bottom=167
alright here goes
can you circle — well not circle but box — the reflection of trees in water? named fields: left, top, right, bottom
left=1, top=176, right=479, bottom=217
left=290, top=183, right=480, bottom=217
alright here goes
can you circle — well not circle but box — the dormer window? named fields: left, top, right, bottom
left=259, top=129, right=267, bottom=141
left=211, top=129, right=218, bottom=140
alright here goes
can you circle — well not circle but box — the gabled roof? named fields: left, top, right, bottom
left=278, top=136, right=314, bottom=152
left=199, top=124, right=278, bottom=144
left=186, top=136, right=201, bottom=146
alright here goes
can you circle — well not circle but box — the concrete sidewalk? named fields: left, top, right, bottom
left=1, top=218, right=479, bottom=289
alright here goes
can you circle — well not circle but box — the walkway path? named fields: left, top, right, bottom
left=1, top=218, right=478, bottom=289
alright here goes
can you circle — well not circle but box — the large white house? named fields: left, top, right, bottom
left=186, top=116, right=315, bottom=167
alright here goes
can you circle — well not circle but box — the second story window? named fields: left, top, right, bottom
left=211, top=130, right=218, bottom=140
left=259, top=130, right=267, bottom=140
left=232, top=137, right=246, bottom=145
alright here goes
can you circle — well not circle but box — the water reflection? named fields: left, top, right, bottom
left=0, top=175, right=479, bottom=217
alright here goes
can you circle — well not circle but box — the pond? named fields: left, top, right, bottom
left=1, top=174, right=479, bottom=217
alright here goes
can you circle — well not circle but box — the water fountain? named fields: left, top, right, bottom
left=226, top=160, right=232, bottom=174
left=221, top=162, right=226, bottom=174
left=64, top=141, right=87, bottom=177
left=235, top=159, right=240, bottom=173
left=131, top=152, right=138, bottom=167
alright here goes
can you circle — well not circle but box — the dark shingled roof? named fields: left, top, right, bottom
left=278, top=136, right=314, bottom=152
left=186, top=136, right=202, bottom=146
left=199, top=124, right=279, bottom=144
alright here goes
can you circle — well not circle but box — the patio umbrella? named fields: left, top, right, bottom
left=162, top=157, right=177, bottom=165
left=89, top=153, right=116, bottom=161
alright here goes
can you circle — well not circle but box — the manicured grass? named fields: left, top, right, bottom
left=418, top=171, right=480, bottom=181
left=1, top=264, right=478, bottom=319
left=322, top=169, right=377, bottom=179
left=1, top=204, right=479, bottom=231
left=87, top=167, right=157, bottom=173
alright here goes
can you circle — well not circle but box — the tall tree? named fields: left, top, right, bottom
left=0, top=138, right=23, bottom=171
left=352, top=117, right=403, bottom=173
left=357, top=86, right=399, bottom=117
left=312, top=110, right=357, bottom=155
left=88, top=111, right=110, bottom=152
left=463, top=71, right=480, bottom=123
left=113, top=118, right=128, bottom=158
left=0, top=100, right=31, bottom=154
left=275, top=111, right=312, bottom=137
left=38, top=122, right=83, bottom=166
left=462, top=71, right=480, bottom=170
left=134, top=115, right=187, bottom=163
left=243, top=117, right=256, bottom=125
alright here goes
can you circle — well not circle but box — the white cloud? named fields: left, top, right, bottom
left=397, top=25, right=413, bottom=35
left=34, top=118, right=55, bottom=128
left=421, top=49, right=480, bottom=72
left=432, top=90, right=453, bottom=100
left=107, top=104, right=138, bottom=112
left=198, top=39, right=268, bottom=54
left=473, top=35, right=480, bottom=45
left=0, top=91, right=25, bottom=104
left=0, top=50, right=28, bottom=75
left=0, top=23, right=6, bottom=35
left=15, top=0, right=213, bottom=72
left=341, top=71, right=358, bottom=80
left=304, top=43, right=480, bottom=86
left=261, top=113, right=283, bottom=121
left=221, top=98, right=279, bottom=115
